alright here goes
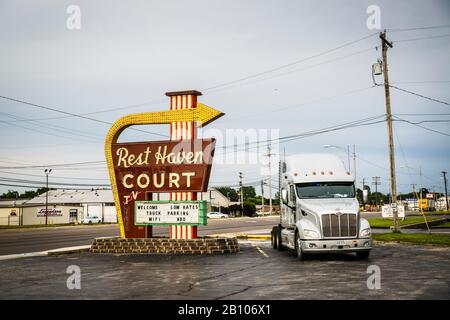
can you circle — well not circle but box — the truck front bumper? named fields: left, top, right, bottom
left=301, top=238, right=372, bottom=253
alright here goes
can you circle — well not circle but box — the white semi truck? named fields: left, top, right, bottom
left=271, top=154, right=372, bottom=260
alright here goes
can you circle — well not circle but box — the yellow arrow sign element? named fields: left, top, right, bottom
left=105, top=102, right=224, bottom=239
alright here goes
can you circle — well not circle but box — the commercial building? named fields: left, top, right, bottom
left=26, top=189, right=117, bottom=223
left=201, top=188, right=231, bottom=212
left=0, top=199, right=82, bottom=226
left=0, top=199, right=29, bottom=226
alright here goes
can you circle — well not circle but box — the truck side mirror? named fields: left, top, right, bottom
left=281, top=189, right=288, bottom=205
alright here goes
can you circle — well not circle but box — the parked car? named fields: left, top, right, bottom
left=207, top=212, right=229, bottom=219
left=81, top=216, right=102, bottom=224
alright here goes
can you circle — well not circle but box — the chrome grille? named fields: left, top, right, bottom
left=321, top=213, right=357, bottom=238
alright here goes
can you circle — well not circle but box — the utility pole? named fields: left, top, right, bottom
left=261, top=179, right=265, bottom=213
left=380, top=30, right=399, bottom=232
left=353, top=144, right=356, bottom=187
left=347, top=145, right=351, bottom=173
left=266, top=145, right=274, bottom=214
left=372, top=176, right=381, bottom=206
left=361, top=177, right=366, bottom=204
left=239, top=172, right=244, bottom=216
left=411, top=183, right=418, bottom=211
left=442, top=171, right=449, bottom=211
left=44, top=169, right=52, bottom=225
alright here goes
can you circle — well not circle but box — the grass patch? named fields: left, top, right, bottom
left=432, top=221, right=450, bottom=228
left=0, top=223, right=117, bottom=230
left=368, top=217, right=440, bottom=228
left=423, top=211, right=449, bottom=215
left=373, top=233, right=450, bottom=247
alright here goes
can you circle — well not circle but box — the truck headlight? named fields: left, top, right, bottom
left=360, top=228, right=371, bottom=238
left=304, top=229, right=320, bottom=239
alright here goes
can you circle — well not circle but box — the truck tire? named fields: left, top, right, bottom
left=356, top=251, right=370, bottom=260
left=271, top=226, right=278, bottom=250
left=277, top=225, right=285, bottom=251
left=295, top=233, right=307, bottom=261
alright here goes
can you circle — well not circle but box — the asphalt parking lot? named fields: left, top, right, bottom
left=0, top=241, right=449, bottom=300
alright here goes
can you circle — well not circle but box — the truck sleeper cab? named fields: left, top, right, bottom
left=271, top=154, right=372, bottom=260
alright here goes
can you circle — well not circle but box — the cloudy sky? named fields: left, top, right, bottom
left=0, top=0, right=449, bottom=196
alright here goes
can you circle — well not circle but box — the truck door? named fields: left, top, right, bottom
left=288, top=184, right=297, bottom=226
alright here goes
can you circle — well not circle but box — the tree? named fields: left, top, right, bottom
left=0, top=190, right=19, bottom=199
left=356, top=188, right=363, bottom=204
left=243, top=202, right=256, bottom=216
left=0, top=187, right=51, bottom=199
left=242, top=186, right=256, bottom=199
left=215, top=187, right=239, bottom=202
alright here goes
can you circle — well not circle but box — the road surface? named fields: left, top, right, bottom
left=0, top=216, right=278, bottom=255
left=1, top=241, right=448, bottom=299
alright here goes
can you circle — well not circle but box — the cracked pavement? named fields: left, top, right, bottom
left=0, top=241, right=449, bottom=299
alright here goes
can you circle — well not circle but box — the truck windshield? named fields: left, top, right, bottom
left=296, top=182, right=355, bottom=199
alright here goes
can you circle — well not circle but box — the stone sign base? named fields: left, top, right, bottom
left=90, top=236, right=239, bottom=255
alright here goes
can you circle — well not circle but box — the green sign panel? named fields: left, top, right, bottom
left=134, top=200, right=207, bottom=226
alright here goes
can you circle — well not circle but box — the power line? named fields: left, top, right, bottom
left=0, top=170, right=109, bottom=181
left=0, top=98, right=167, bottom=123
left=393, top=33, right=450, bottom=43
left=0, top=161, right=106, bottom=170
left=394, top=119, right=450, bottom=124
left=215, top=114, right=386, bottom=155
left=0, top=112, right=104, bottom=143
left=394, top=113, right=450, bottom=116
left=391, top=80, right=450, bottom=85
left=0, top=177, right=110, bottom=188
left=222, top=86, right=375, bottom=122
left=387, top=25, right=450, bottom=32
left=201, top=32, right=378, bottom=92
left=0, top=95, right=169, bottom=138
left=393, top=115, right=450, bottom=137
left=389, top=85, right=450, bottom=106
left=0, top=182, right=110, bottom=191
left=205, top=47, right=377, bottom=95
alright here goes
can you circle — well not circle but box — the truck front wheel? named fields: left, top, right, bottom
left=295, top=233, right=307, bottom=261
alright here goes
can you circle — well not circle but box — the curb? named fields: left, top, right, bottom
left=235, top=234, right=271, bottom=240
left=398, top=218, right=448, bottom=230
left=0, top=245, right=91, bottom=261
left=47, top=245, right=91, bottom=256
left=372, top=240, right=450, bottom=248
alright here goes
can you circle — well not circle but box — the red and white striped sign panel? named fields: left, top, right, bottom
left=167, top=90, right=202, bottom=239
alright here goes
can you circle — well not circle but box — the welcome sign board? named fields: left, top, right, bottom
left=135, top=201, right=207, bottom=226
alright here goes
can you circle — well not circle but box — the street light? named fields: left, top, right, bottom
left=44, top=169, right=52, bottom=225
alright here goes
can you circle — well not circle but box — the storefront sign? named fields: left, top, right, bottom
left=135, top=201, right=207, bottom=225
left=37, top=208, right=63, bottom=217
left=105, top=99, right=224, bottom=239
left=381, top=205, right=405, bottom=218
left=112, top=139, right=215, bottom=194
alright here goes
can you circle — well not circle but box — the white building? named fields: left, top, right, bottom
left=25, top=189, right=117, bottom=223
left=0, top=198, right=83, bottom=226
left=436, top=196, right=450, bottom=211
left=201, top=188, right=231, bottom=212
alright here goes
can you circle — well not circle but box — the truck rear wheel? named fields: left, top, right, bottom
left=277, top=225, right=285, bottom=251
left=271, top=226, right=278, bottom=250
